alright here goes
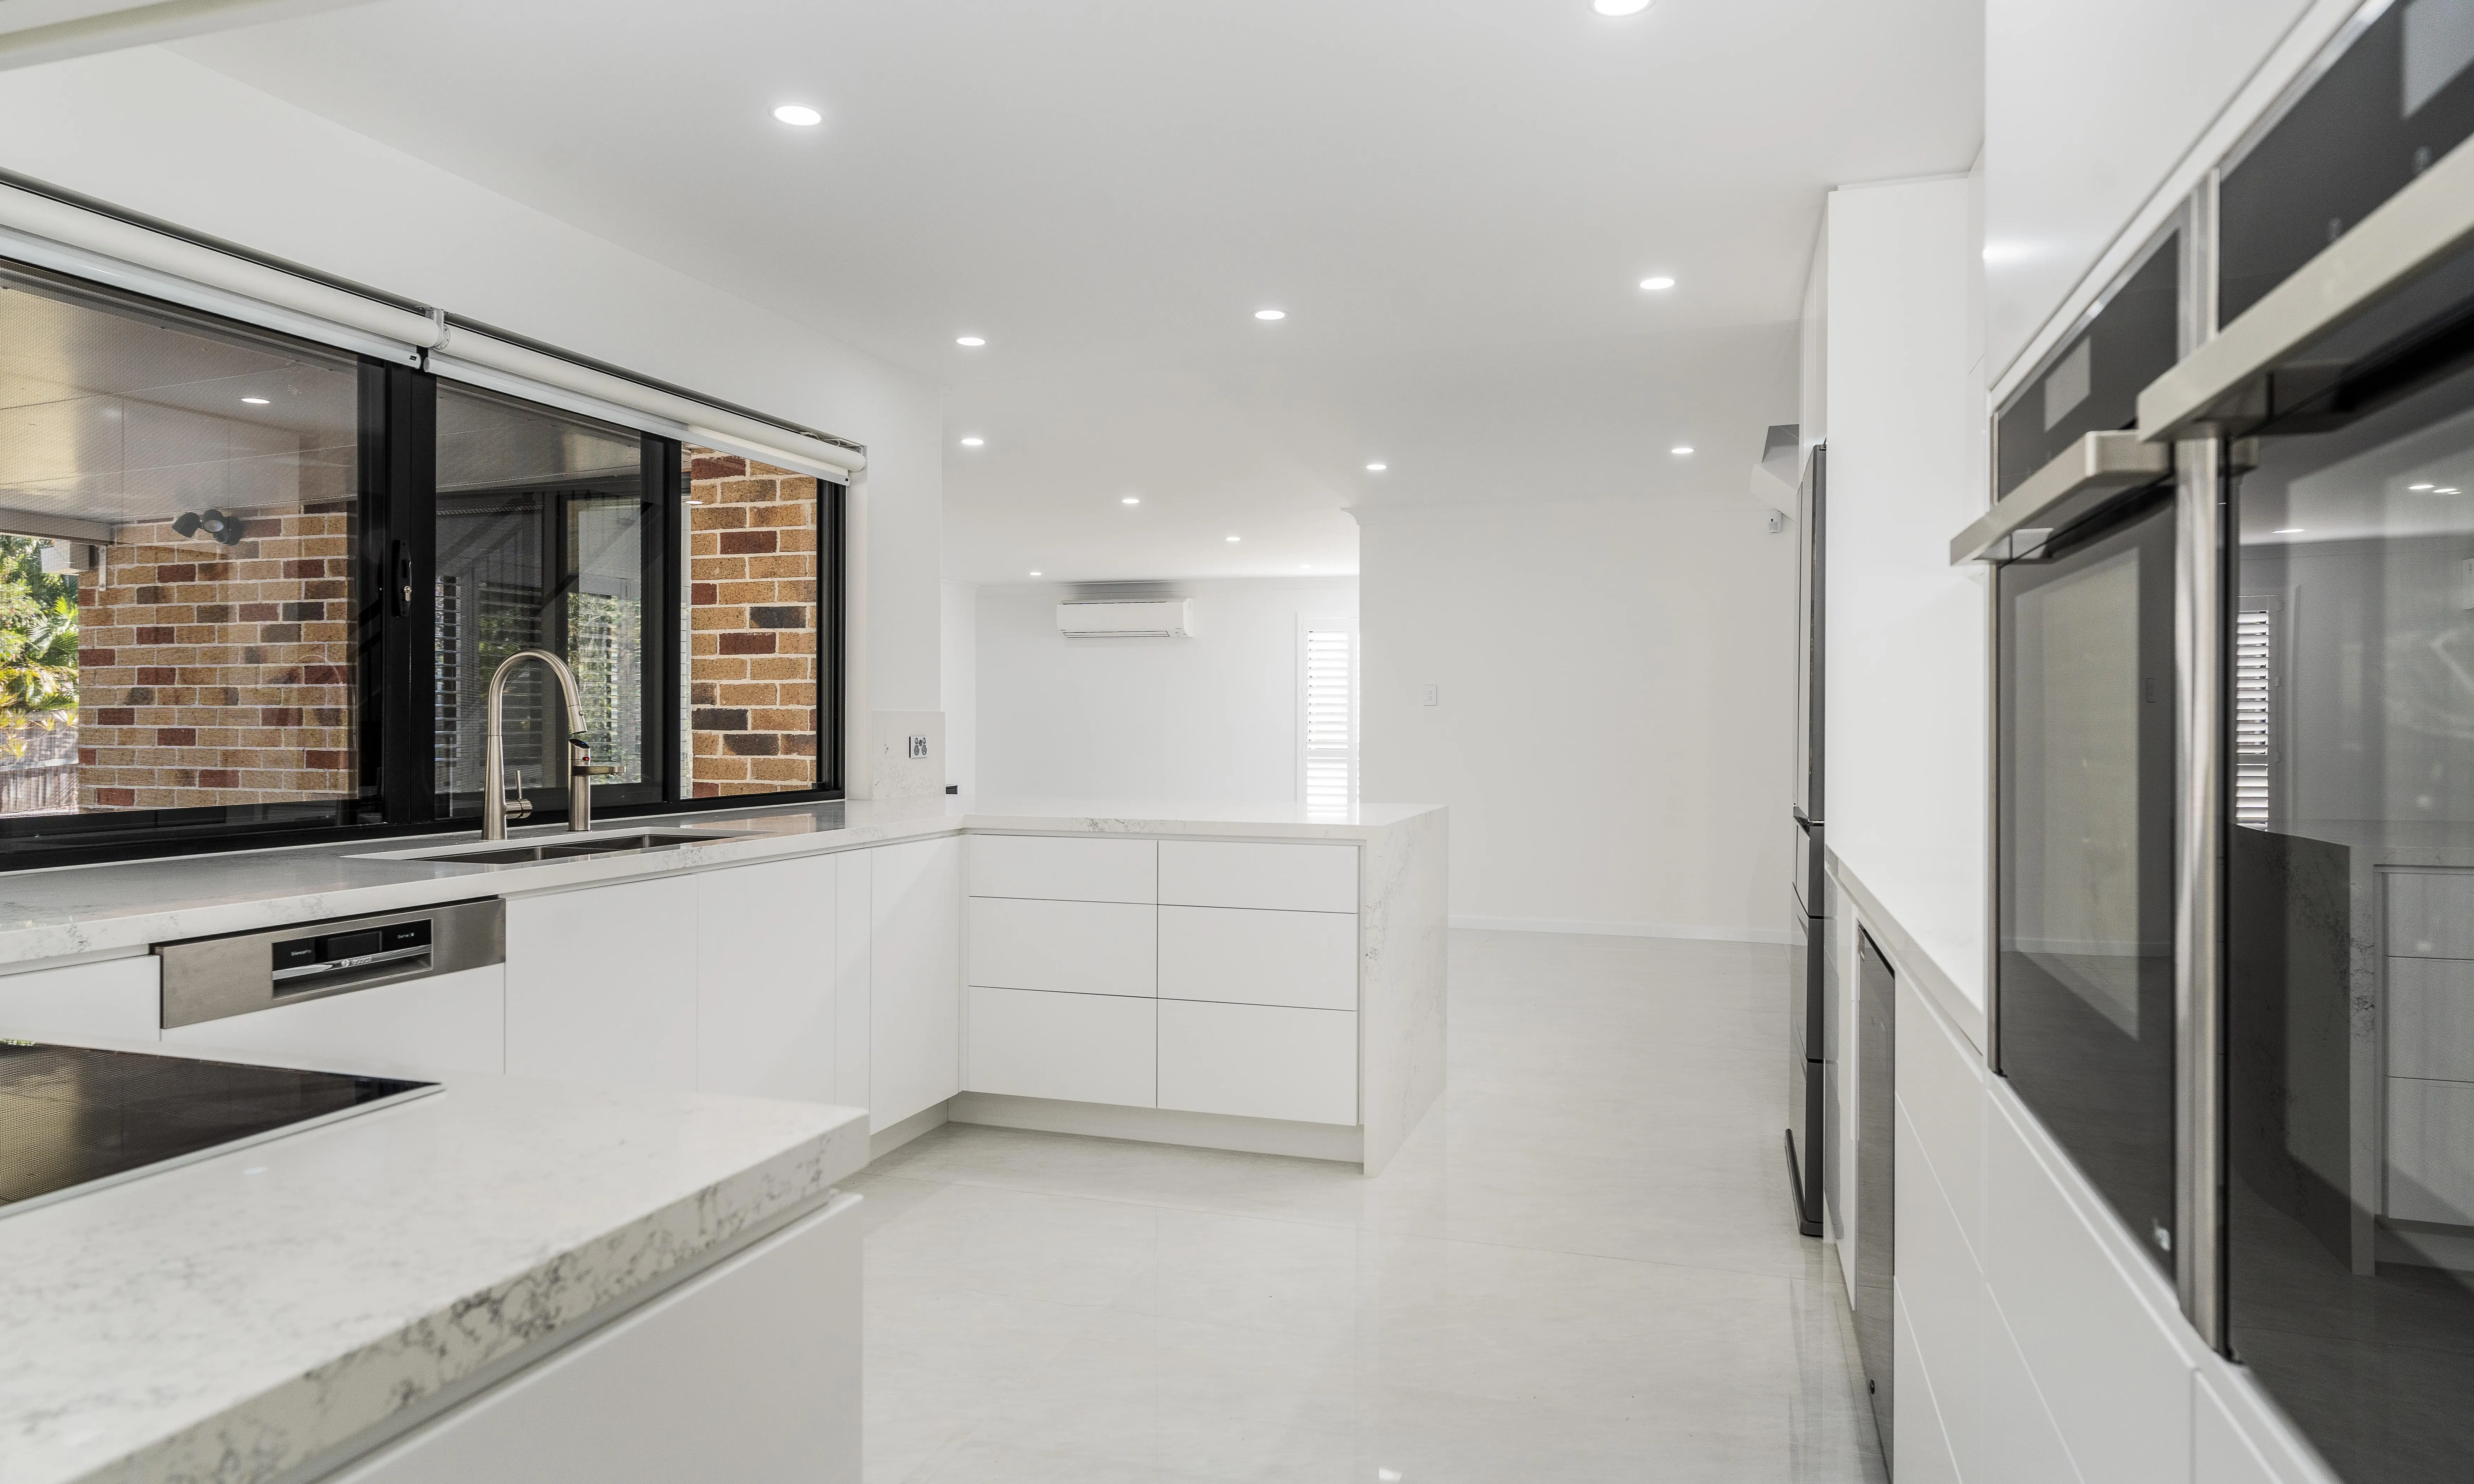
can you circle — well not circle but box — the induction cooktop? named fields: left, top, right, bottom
left=0, top=1041, right=436, bottom=1218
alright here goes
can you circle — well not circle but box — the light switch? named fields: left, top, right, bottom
left=1422, top=685, right=1439, bottom=707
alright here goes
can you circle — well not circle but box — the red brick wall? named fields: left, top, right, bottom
left=687, top=450, right=819, bottom=796
left=77, top=505, right=355, bottom=809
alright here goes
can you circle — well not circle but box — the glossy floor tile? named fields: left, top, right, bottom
left=854, top=929, right=1888, bottom=1483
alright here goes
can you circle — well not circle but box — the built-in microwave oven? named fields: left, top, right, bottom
left=1961, top=4, right=2474, bottom=1476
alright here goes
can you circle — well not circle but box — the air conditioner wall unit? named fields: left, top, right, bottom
left=1057, top=598, right=1194, bottom=638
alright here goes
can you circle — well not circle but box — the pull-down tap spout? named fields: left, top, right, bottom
left=482, top=649, right=616, bottom=840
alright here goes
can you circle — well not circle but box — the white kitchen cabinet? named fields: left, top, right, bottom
left=969, top=834, right=1155, bottom=903
left=965, top=985, right=1157, bottom=1106
left=833, top=851, right=872, bottom=1113
left=2389, top=869, right=2474, bottom=958
left=1157, top=999, right=1356, bottom=1125
left=1159, top=840, right=1357, bottom=913
left=697, top=854, right=837, bottom=1103
left=871, top=835, right=961, bottom=1130
left=505, top=877, right=699, bottom=1091
left=328, top=1193, right=861, bottom=1484
left=165, top=966, right=505, bottom=1076
left=968, top=897, right=1155, bottom=997
left=1158, top=905, right=1356, bottom=1010
left=0, top=954, right=160, bottom=1043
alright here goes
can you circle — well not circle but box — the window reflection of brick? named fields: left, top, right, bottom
left=76, top=504, right=356, bottom=810
left=686, top=449, right=819, bottom=797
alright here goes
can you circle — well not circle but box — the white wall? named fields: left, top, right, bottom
left=973, top=577, right=1356, bottom=803
left=1822, top=175, right=1988, bottom=1008
left=1360, top=487, right=1797, bottom=941
left=1983, top=0, right=2317, bottom=383
left=940, top=581, right=977, bottom=795
left=0, top=46, right=944, bottom=751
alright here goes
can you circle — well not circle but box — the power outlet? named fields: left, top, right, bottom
left=907, top=735, right=929, bottom=759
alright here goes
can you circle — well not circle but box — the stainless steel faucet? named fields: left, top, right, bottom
left=483, top=649, right=616, bottom=840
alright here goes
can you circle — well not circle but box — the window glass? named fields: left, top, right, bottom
left=434, top=384, right=660, bottom=820
left=686, top=445, right=828, bottom=795
left=0, top=264, right=365, bottom=827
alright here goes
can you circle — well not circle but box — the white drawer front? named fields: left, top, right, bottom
left=2389, top=956, right=2474, bottom=1082
left=0, top=955, right=160, bottom=1043
left=969, top=897, right=1157, bottom=996
left=164, top=966, right=507, bottom=1076
left=969, top=835, right=1156, bottom=904
left=2389, top=869, right=2474, bottom=959
left=966, top=986, right=1157, bottom=1107
left=1157, top=999, right=1356, bottom=1125
left=2388, top=1076, right=2474, bottom=1224
left=1158, top=840, right=1356, bottom=914
left=1159, top=905, right=1356, bottom=1011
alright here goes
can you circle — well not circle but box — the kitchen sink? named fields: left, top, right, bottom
left=397, top=829, right=747, bottom=866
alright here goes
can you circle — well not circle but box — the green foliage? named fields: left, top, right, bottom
left=0, top=536, right=79, bottom=726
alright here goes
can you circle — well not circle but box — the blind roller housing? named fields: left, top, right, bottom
left=0, top=174, right=866, bottom=481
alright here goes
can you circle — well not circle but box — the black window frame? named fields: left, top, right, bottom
left=0, top=265, right=846, bottom=872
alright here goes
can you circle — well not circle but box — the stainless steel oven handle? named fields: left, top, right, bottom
left=2140, top=124, right=2474, bottom=440
left=1949, top=430, right=2173, bottom=566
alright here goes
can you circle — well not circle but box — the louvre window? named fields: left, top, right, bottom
left=1301, top=620, right=1356, bottom=813
left=2233, top=599, right=2278, bottom=828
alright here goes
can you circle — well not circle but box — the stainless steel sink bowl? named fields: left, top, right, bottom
left=400, top=829, right=745, bottom=866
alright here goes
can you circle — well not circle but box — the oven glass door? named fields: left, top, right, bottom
left=2227, top=354, right=2474, bottom=1483
left=1996, top=488, right=2179, bottom=1274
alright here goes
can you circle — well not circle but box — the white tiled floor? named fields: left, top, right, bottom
left=852, top=929, right=1888, bottom=1483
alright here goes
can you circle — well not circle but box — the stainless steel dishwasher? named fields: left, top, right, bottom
left=155, top=900, right=507, bottom=1073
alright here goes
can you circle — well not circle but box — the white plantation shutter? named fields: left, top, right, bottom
left=2234, top=597, right=2280, bottom=828
left=1300, top=620, right=1357, bottom=811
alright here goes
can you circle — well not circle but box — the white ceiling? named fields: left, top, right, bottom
left=168, top=0, right=1982, bottom=582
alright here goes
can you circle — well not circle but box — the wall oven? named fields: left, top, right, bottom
left=1963, top=3, right=2474, bottom=1477
left=1965, top=223, right=2188, bottom=1273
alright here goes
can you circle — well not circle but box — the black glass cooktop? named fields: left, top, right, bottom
left=0, top=1041, right=435, bottom=1216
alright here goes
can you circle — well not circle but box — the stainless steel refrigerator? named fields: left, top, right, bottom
left=1786, top=442, right=1826, bottom=1239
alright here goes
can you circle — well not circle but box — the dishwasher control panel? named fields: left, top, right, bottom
left=157, top=899, right=503, bottom=1029
left=271, top=919, right=433, bottom=986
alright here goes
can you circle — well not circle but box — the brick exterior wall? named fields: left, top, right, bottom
left=77, top=504, right=355, bottom=809
left=687, top=450, right=819, bottom=796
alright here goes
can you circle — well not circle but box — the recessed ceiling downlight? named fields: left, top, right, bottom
left=241, top=396, right=270, bottom=405
left=1671, top=445, right=1694, bottom=455
left=1592, top=0, right=1653, bottom=16
left=1366, top=462, right=1388, bottom=472
left=1029, top=570, right=1042, bottom=576
left=1254, top=309, right=1286, bottom=321
left=773, top=104, right=823, bottom=126
left=955, top=336, right=986, bottom=347
left=1639, top=276, right=1675, bottom=291
left=2274, top=527, right=2305, bottom=534
left=1226, top=535, right=1241, bottom=542
left=959, top=436, right=984, bottom=447
left=1122, top=496, right=1140, bottom=505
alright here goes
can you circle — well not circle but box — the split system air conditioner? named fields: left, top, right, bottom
left=1056, top=599, right=1195, bottom=638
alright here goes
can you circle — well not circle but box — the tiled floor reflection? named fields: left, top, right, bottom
left=853, top=930, right=1888, bottom=1483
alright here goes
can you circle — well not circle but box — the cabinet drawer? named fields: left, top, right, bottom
left=2390, top=957, right=2474, bottom=1082
left=1157, top=1000, right=1356, bottom=1125
left=2389, top=870, right=2474, bottom=959
left=163, top=965, right=506, bottom=1076
left=0, top=955, right=160, bottom=1043
left=969, top=835, right=1155, bottom=903
left=969, top=897, right=1156, bottom=996
left=966, top=986, right=1156, bottom=1107
left=1158, top=841, right=1356, bottom=914
left=2388, top=1076, right=2474, bottom=1223
left=1159, top=906, right=1356, bottom=1010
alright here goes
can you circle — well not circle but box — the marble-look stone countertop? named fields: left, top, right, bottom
left=0, top=1058, right=869, bottom=1484
left=0, top=796, right=1445, bottom=969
